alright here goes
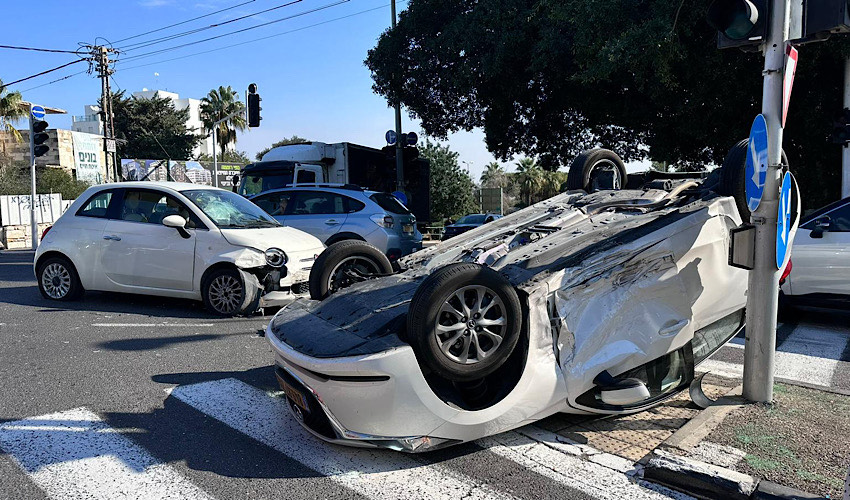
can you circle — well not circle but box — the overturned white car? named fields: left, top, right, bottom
left=266, top=149, right=749, bottom=452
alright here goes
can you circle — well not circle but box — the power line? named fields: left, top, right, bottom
left=0, top=44, right=80, bottom=54
left=117, top=3, right=393, bottom=72
left=111, top=0, right=257, bottom=45
left=118, top=0, right=349, bottom=64
left=2, top=59, right=88, bottom=88
left=19, top=71, right=87, bottom=92
left=119, top=0, right=304, bottom=52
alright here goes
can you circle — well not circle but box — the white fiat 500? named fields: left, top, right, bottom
left=34, top=182, right=325, bottom=316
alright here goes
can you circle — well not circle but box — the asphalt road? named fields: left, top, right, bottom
left=1, top=249, right=848, bottom=500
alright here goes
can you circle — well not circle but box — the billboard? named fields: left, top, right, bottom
left=119, top=159, right=246, bottom=187
left=71, top=131, right=105, bottom=184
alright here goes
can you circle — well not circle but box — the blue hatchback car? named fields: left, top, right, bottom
left=249, top=186, right=423, bottom=260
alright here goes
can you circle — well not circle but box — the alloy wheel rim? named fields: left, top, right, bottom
left=327, top=256, right=380, bottom=293
left=42, top=263, right=71, bottom=299
left=209, top=275, right=243, bottom=314
left=435, top=285, right=506, bottom=365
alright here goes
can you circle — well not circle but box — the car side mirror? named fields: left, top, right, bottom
left=162, top=215, right=191, bottom=239
left=810, top=216, right=831, bottom=239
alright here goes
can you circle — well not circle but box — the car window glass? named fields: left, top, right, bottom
left=76, top=191, right=113, bottom=218
left=828, top=202, right=850, bottom=231
left=119, top=190, right=199, bottom=227
left=253, top=192, right=292, bottom=216
left=296, top=170, right=316, bottom=184
left=290, top=191, right=346, bottom=215
left=345, top=196, right=366, bottom=213
left=369, top=192, right=411, bottom=214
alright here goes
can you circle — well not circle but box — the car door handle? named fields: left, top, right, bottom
left=658, top=319, right=689, bottom=337
left=103, top=235, right=121, bottom=241
left=324, top=219, right=339, bottom=225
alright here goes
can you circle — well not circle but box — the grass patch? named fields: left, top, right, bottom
left=745, top=455, right=780, bottom=471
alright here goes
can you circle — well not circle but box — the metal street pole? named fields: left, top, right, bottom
left=391, top=0, right=404, bottom=192
left=29, top=105, right=37, bottom=250
left=743, top=0, right=790, bottom=403
left=212, top=126, right=218, bottom=188
left=843, top=57, right=850, bottom=198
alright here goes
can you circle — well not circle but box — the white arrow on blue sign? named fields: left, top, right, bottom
left=385, top=129, right=397, bottom=145
left=745, top=114, right=770, bottom=212
left=776, top=171, right=800, bottom=270
left=31, top=105, right=45, bottom=120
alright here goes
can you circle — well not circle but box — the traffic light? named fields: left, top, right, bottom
left=247, top=83, right=261, bottom=128
left=707, top=0, right=770, bottom=50
left=381, top=145, right=419, bottom=163
left=804, top=0, right=850, bottom=41
left=32, top=119, right=50, bottom=157
left=831, top=108, right=850, bottom=144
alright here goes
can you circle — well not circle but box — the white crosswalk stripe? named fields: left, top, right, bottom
left=0, top=407, right=213, bottom=500
left=170, top=377, right=514, bottom=500
left=700, top=322, right=850, bottom=387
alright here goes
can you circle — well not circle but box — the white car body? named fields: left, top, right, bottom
left=35, top=182, right=324, bottom=308
left=781, top=196, right=850, bottom=300
left=266, top=186, right=748, bottom=452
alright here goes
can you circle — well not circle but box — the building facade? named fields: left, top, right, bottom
left=0, top=129, right=109, bottom=183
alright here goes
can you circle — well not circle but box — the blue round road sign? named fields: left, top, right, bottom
left=385, top=130, right=397, bottom=145
left=776, top=171, right=794, bottom=270
left=31, top=105, right=45, bottom=120
left=391, top=191, right=408, bottom=205
left=406, top=132, right=418, bottom=146
left=745, top=114, right=769, bottom=212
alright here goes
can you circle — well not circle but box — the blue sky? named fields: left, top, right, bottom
left=1, top=0, right=510, bottom=181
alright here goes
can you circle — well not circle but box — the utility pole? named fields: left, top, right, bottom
left=844, top=57, right=850, bottom=198
left=742, top=0, right=790, bottom=403
left=391, top=0, right=404, bottom=193
left=93, top=45, right=118, bottom=182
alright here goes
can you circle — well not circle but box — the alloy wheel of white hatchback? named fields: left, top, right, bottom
left=208, top=274, right=244, bottom=314
left=41, top=262, right=72, bottom=299
left=436, top=285, right=506, bottom=364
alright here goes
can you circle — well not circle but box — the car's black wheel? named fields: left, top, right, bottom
left=406, top=263, right=522, bottom=382
left=202, top=267, right=260, bottom=316
left=309, top=240, right=393, bottom=300
left=566, top=148, right=627, bottom=193
left=37, top=256, right=83, bottom=301
left=718, top=139, right=789, bottom=221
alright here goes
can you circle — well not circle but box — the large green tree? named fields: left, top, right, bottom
left=420, top=137, right=477, bottom=221
left=200, top=85, right=247, bottom=155
left=255, top=135, right=311, bottom=161
left=107, top=91, right=202, bottom=160
left=366, top=0, right=850, bottom=209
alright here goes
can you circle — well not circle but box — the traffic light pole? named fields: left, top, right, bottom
left=28, top=105, right=37, bottom=250
left=391, top=0, right=404, bottom=193
left=843, top=57, right=850, bottom=198
left=743, top=0, right=790, bottom=403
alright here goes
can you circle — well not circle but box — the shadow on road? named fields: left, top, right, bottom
left=96, top=331, right=259, bottom=352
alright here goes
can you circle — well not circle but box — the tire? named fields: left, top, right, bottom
left=566, top=148, right=627, bottom=192
left=309, top=240, right=394, bottom=300
left=718, top=139, right=789, bottom=221
left=406, top=263, right=522, bottom=382
left=36, top=256, right=83, bottom=301
left=202, top=267, right=260, bottom=316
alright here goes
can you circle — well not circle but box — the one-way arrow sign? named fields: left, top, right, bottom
left=745, top=114, right=770, bottom=213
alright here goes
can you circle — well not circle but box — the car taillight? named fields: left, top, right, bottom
left=41, top=226, right=52, bottom=240
left=370, top=214, right=394, bottom=228
left=780, top=259, right=792, bottom=283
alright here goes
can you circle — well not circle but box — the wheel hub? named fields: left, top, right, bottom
left=435, top=285, right=507, bottom=365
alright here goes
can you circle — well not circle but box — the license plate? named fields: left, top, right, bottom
left=403, top=224, right=414, bottom=233
left=280, top=379, right=308, bottom=411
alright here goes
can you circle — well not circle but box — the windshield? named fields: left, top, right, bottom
left=456, top=214, right=486, bottom=224
left=239, top=172, right=294, bottom=196
left=370, top=192, right=412, bottom=215
left=183, top=189, right=280, bottom=229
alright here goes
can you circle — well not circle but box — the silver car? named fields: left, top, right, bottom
left=249, top=186, right=423, bottom=260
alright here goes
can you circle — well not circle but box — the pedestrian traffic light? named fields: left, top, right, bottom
left=32, top=119, right=50, bottom=157
left=247, top=83, right=261, bottom=128
left=831, top=108, right=850, bottom=144
left=707, top=0, right=770, bottom=50
left=804, top=0, right=850, bottom=41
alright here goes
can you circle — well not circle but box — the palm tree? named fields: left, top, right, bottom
left=0, top=80, right=27, bottom=155
left=515, top=157, right=543, bottom=205
left=200, top=85, right=247, bottom=156
left=480, top=162, right=507, bottom=188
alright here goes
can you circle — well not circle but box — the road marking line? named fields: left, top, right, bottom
left=170, top=378, right=513, bottom=500
left=91, top=323, right=216, bottom=327
left=482, top=430, right=694, bottom=500
left=0, top=407, right=212, bottom=500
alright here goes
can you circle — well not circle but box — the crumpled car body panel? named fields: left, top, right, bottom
left=266, top=188, right=748, bottom=450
